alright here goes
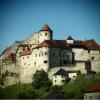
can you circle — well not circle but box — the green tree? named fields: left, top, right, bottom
left=32, top=70, right=52, bottom=89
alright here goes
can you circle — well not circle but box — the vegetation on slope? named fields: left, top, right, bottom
left=0, top=71, right=100, bottom=99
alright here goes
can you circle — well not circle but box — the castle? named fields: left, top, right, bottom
left=0, top=24, right=100, bottom=86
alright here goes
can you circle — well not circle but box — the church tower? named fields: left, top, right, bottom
left=38, top=24, right=53, bottom=43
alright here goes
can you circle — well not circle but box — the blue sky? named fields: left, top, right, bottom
left=0, top=0, right=100, bottom=53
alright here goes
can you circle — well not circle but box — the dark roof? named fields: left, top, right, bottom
left=85, top=83, right=100, bottom=93
left=54, top=69, right=67, bottom=76
left=54, top=69, right=80, bottom=76
left=82, top=39, right=100, bottom=50
left=36, top=39, right=100, bottom=50
left=39, top=24, right=53, bottom=32
left=36, top=40, right=68, bottom=48
left=67, top=35, right=73, bottom=40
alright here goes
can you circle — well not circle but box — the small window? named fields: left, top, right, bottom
left=88, top=50, right=90, bottom=53
left=55, top=76, right=57, bottom=78
left=23, top=48, right=25, bottom=51
left=23, top=57, right=24, bottom=59
left=62, top=54, right=65, bottom=58
left=61, top=75, right=64, bottom=78
left=45, top=33, right=47, bottom=36
left=63, top=60, right=67, bottom=64
left=34, top=62, right=36, bottom=65
left=27, top=56, right=29, bottom=59
left=89, top=96, right=92, bottom=99
left=24, top=63, right=26, bottom=65
left=41, top=52, right=43, bottom=56
left=73, top=76, right=76, bottom=78
left=35, top=54, right=37, bottom=57
left=55, top=80, right=56, bottom=82
left=44, top=60, right=47, bottom=63
left=62, top=80, right=64, bottom=82
left=45, top=52, right=47, bottom=55
left=53, top=53, right=55, bottom=56
left=91, top=57, right=94, bottom=60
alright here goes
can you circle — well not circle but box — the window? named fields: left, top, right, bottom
left=23, top=48, right=25, bottom=51
left=53, top=53, right=55, bottom=56
left=34, top=62, right=36, bottom=65
left=44, top=60, right=47, bottom=63
left=91, top=57, right=94, bottom=60
left=55, top=76, right=57, bottom=78
left=35, top=54, right=37, bottom=57
left=27, top=56, right=29, bottom=59
left=45, top=33, right=47, bottom=36
left=62, top=54, right=65, bottom=58
left=62, top=80, right=64, bottom=82
left=24, top=63, right=26, bottom=65
left=89, top=96, right=92, bottom=99
left=41, top=52, right=43, bottom=56
left=61, top=75, right=64, bottom=78
left=88, top=50, right=90, bottom=53
left=55, top=80, right=56, bottom=82
left=45, top=52, right=47, bottom=55
left=23, top=57, right=24, bottom=59
left=63, top=60, right=67, bottom=64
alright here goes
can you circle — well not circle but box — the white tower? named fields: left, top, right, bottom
left=38, top=24, right=53, bottom=43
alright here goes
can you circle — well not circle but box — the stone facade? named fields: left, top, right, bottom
left=0, top=24, right=100, bottom=86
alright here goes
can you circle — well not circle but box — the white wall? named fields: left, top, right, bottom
left=53, top=75, right=66, bottom=86
left=84, top=92, right=100, bottom=100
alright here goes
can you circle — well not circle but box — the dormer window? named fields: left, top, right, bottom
left=66, top=35, right=74, bottom=44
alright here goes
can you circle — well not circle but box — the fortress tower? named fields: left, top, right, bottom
left=38, top=24, right=53, bottom=43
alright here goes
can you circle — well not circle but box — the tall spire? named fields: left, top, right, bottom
left=39, top=24, right=53, bottom=32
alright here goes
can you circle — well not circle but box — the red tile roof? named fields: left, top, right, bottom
left=40, top=24, right=52, bottom=32
left=36, top=39, right=100, bottom=50
left=19, top=46, right=32, bottom=56
left=82, top=40, right=100, bottom=50
left=37, top=40, right=67, bottom=48
left=85, top=83, right=100, bottom=93
left=3, top=53, right=16, bottom=61
left=19, top=50, right=32, bottom=56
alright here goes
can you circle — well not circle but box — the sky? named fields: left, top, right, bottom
left=0, top=0, right=100, bottom=53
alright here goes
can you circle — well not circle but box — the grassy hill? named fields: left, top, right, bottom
left=0, top=73, right=100, bottom=99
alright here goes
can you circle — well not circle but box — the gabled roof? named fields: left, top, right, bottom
left=67, top=35, right=73, bottom=40
left=54, top=69, right=67, bottom=76
left=19, top=47, right=32, bottom=56
left=85, top=83, right=100, bottom=93
left=39, top=24, right=53, bottom=32
left=36, top=39, right=100, bottom=50
left=3, top=53, right=16, bottom=62
left=36, top=40, right=69, bottom=48
left=82, top=39, right=100, bottom=50
left=54, top=69, right=80, bottom=76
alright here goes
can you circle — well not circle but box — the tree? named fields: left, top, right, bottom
left=32, top=70, right=52, bottom=89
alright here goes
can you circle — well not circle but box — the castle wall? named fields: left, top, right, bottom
left=0, top=62, right=20, bottom=86
left=72, top=48, right=89, bottom=61
left=20, top=54, right=34, bottom=83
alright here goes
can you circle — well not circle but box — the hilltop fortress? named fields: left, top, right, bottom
left=0, top=24, right=100, bottom=86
